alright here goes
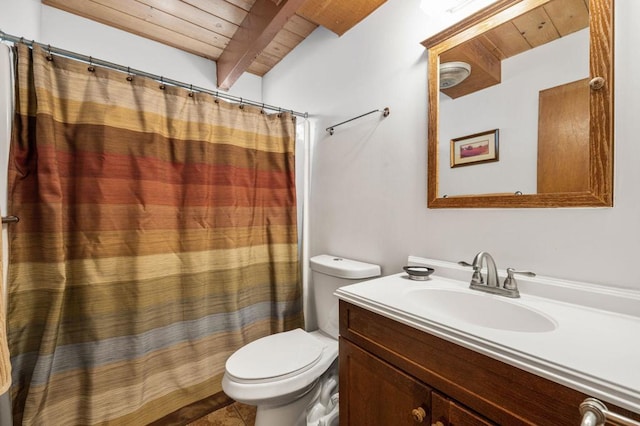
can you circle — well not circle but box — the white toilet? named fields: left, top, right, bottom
left=222, top=254, right=381, bottom=426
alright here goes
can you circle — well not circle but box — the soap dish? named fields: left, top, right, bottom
left=403, top=266, right=435, bottom=281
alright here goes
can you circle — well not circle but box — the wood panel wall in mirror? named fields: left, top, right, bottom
left=422, top=0, right=613, bottom=208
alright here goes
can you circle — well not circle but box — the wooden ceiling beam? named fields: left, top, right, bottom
left=216, top=0, right=306, bottom=90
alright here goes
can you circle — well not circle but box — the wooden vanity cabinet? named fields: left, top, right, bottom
left=340, top=336, right=494, bottom=425
left=340, top=339, right=432, bottom=425
left=339, top=301, right=640, bottom=425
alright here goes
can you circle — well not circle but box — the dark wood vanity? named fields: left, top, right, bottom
left=339, top=301, right=640, bottom=425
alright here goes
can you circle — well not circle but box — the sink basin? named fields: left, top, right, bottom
left=403, top=288, right=557, bottom=333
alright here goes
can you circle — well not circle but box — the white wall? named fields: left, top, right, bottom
left=1, top=0, right=638, bottom=290
left=263, top=0, right=640, bottom=291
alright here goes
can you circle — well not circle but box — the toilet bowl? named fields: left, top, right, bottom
left=222, top=255, right=381, bottom=426
left=222, top=329, right=337, bottom=408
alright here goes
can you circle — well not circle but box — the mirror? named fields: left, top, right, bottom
left=422, top=0, right=613, bottom=208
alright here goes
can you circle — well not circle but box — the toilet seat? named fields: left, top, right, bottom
left=225, top=329, right=326, bottom=384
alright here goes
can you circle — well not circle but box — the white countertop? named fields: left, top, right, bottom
left=335, top=256, right=640, bottom=414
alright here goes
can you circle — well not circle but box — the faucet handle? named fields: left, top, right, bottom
left=503, top=268, right=536, bottom=290
left=458, top=260, right=483, bottom=284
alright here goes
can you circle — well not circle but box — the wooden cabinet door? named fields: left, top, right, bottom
left=339, top=338, right=432, bottom=426
left=537, top=78, right=590, bottom=193
left=431, top=391, right=496, bottom=426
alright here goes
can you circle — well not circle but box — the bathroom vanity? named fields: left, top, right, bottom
left=336, top=257, right=640, bottom=425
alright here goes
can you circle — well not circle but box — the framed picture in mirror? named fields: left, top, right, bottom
left=450, top=129, right=499, bottom=168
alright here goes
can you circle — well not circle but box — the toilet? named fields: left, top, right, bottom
left=222, top=254, right=381, bottom=426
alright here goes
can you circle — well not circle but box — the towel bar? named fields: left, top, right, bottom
left=580, top=398, right=640, bottom=426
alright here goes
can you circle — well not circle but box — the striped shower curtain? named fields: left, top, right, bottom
left=7, top=43, right=302, bottom=425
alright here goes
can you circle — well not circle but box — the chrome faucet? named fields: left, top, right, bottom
left=459, top=252, right=535, bottom=298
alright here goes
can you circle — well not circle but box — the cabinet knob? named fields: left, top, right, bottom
left=589, top=77, right=606, bottom=90
left=412, top=407, right=427, bottom=423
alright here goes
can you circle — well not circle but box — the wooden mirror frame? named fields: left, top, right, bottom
left=422, top=0, right=614, bottom=208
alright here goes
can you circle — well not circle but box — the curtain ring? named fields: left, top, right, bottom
left=126, top=66, right=133, bottom=82
left=214, top=91, right=219, bottom=103
left=277, top=107, right=282, bottom=118
left=159, top=77, right=166, bottom=90
left=188, top=84, right=194, bottom=97
left=46, top=44, right=53, bottom=62
left=260, top=103, right=265, bottom=114
left=87, top=56, right=95, bottom=73
left=239, top=98, right=244, bottom=110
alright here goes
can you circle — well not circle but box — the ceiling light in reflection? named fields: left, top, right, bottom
left=419, top=0, right=498, bottom=18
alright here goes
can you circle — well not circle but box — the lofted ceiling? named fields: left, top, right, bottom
left=433, top=0, right=589, bottom=98
left=42, top=0, right=387, bottom=90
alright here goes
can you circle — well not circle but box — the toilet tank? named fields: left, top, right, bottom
left=309, top=255, right=381, bottom=339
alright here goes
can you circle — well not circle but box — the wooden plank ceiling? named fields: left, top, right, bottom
left=42, top=0, right=387, bottom=89
left=439, top=0, right=589, bottom=98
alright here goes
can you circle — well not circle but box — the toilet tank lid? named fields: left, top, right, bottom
left=310, top=255, right=381, bottom=279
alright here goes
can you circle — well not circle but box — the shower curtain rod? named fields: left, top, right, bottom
left=0, top=30, right=308, bottom=118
